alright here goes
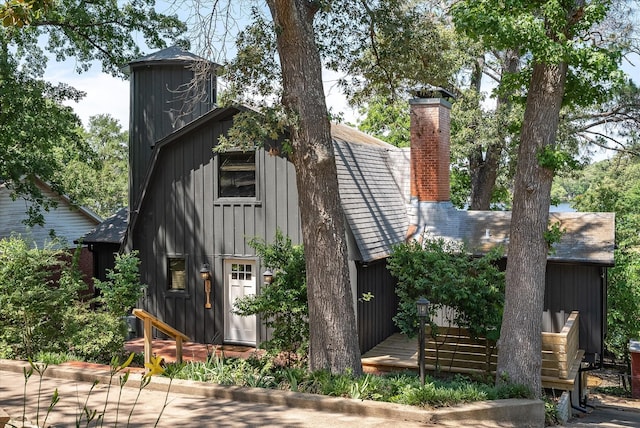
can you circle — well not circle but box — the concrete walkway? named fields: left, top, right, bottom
left=0, top=359, right=544, bottom=427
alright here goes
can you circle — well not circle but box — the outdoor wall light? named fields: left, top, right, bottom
left=200, top=263, right=211, bottom=280
left=263, top=269, right=274, bottom=285
left=416, top=296, right=430, bottom=386
left=201, top=263, right=212, bottom=309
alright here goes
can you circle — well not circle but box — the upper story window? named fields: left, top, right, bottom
left=168, top=257, right=186, bottom=290
left=218, top=152, right=256, bottom=198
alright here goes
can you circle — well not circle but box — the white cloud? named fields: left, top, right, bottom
left=44, top=62, right=129, bottom=128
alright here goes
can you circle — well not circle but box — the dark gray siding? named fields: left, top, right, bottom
left=544, top=263, right=606, bottom=362
left=129, top=63, right=215, bottom=210
left=91, top=243, right=120, bottom=282
left=357, top=259, right=399, bottom=353
left=132, top=118, right=301, bottom=344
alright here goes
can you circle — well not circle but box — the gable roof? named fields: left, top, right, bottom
left=80, top=207, right=128, bottom=245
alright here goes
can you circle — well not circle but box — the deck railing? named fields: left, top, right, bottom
left=423, top=311, right=582, bottom=388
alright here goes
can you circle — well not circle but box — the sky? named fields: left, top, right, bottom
left=44, top=60, right=361, bottom=130
left=43, top=29, right=639, bottom=152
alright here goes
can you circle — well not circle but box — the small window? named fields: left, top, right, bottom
left=168, top=258, right=186, bottom=290
left=219, top=152, right=256, bottom=198
left=231, top=263, right=252, bottom=281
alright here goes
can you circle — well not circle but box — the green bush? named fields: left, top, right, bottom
left=63, top=306, right=127, bottom=362
left=0, top=237, right=84, bottom=358
left=171, top=356, right=531, bottom=407
left=0, top=236, right=138, bottom=363
left=94, top=250, right=146, bottom=318
left=387, top=236, right=505, bottom=340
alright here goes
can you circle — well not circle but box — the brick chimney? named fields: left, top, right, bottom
left=409, top=88, right=452, bottom=202
left=406, top=88, right=455, bottom=240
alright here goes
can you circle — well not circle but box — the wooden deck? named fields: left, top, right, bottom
left=362, top=333, right=419, bottom=372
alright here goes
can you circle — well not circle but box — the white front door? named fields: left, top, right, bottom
left=224, top=260, right=257, bottom=345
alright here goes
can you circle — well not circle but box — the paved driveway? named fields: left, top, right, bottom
left=565, top=394, right=640, bottom=427
left=0, top=370, right=430, bottom=427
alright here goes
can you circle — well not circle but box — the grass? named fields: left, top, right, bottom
left=168, top=354, right=531, bottom=408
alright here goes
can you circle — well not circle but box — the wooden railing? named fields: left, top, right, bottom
left=423, top=311, right=582, bottom=389
left=132, top=308, right=190, bottom=365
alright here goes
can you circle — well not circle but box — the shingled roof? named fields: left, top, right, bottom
left=412, top=203, right=615, bottom=266
left=80, top=207, right=128, bottom=245
left=332, top=123, right=408, bottom=262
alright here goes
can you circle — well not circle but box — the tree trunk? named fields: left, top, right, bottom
left=496, top=60, right=567, bottom=397
left=469, top=143, right=501, bottom=210
left=265, top=0, right=362, bottom=375
left=469, top=50, right=520, bottom=211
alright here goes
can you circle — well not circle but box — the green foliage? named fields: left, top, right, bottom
left=387, top=237, right=505, bottom=340
left=544, top=396, right=560, bottom=426
left=357, top=97, right=410, bottom=148
left=33, top=351, right=81, bottom=365
left=0, top=236, right=131, bottom=362
left=64, top=309, right=127, bottom=362
left=60, top=114, right=129, bottom=218
left=544, top=221, right=566, bottom=254
left=94, top=251, right=146, bottom=319
left=174, top=356, right=530, bottom=406
left=0, top=43, right=86, bottom=226
left=0, top=236, right=82, bottom=357
left=233, top=230, right=308, bottom=362
left=451, top=0, right=626, bottom=109
left=1, top=0, right=184, bottom=221
left=537, top=146, right=580, bottom=172
left=572, top=155, right=640, bottom=361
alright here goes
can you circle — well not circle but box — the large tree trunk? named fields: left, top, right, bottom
left=496, top=60, right=567, bottom=397
left=266, top=0, right=362, bottom=375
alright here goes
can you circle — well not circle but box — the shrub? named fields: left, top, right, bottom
left=94, top=251, right=146, bottom=318
left=63, top=307, right=127, bottom=362
left=0, top=236, right=136, bottom=363
left=388, top=236, right=505, bottom=340
left=0, top=237, right=85, bottom=358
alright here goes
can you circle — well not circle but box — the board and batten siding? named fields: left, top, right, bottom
left=128, top=63, right=215, bottom=212
left=132, top=117, right=301, bottom=344
left=357, top=259, right=399, bottom=353
left=544, top=262, right=606, bottom=362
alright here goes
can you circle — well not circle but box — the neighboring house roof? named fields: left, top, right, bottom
left=412, top=203, right=615, bottom=266
left=332, top=124, right=408, bottom=262
left=80, top=207, right=128, bottom=245
left=0, top=178, right=102, bottom=248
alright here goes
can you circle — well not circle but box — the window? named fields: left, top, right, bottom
left=231, top=263, right=252, bottom=281
left=218, top=152, right=256, bottom=198
left=168, top=257, right=186, bottom=290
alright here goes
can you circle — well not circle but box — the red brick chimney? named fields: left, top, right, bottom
left=409, top=90, right=452, bottom=202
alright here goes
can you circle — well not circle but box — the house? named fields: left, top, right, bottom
left=0, top=177, right=102, bottom=282
left=85, top=47, right=614, bottom=367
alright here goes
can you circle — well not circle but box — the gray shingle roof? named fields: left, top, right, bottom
left=412, top=202, right=615, bottom=265
left=80, top=207, right=128, bottom=244
left=332, top=124, right=409, bottom=262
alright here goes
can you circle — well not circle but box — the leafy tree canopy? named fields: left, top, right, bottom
left=60, top=114, right=128, bottom=218
left=1, top=0, right=186, bottom=222
left=571, top=153, right=640, bottom=360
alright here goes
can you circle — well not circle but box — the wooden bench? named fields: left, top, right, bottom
left=132, top=308, right=190, bottom=365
